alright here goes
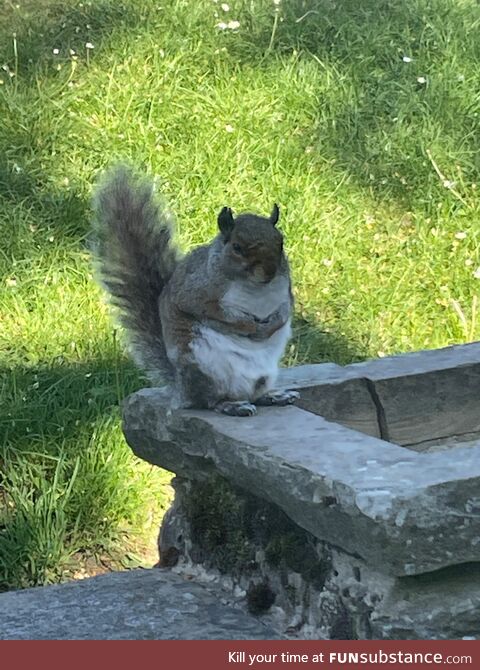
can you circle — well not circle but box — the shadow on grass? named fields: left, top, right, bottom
left=0, top=0, right=150, bottom=76
left=0, top=0, right=167, bottom=238
left=0, top=354, right=156, bottom=591
left=0, top=356, right=142, bottom=453
left=290, top=313, right=369, bottom=367
left=0, top=162, right=91, bottom=254
left=0, top=1, right=155, bottom=271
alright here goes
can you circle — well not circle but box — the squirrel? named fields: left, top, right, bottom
left=92, top=166, right=299, bottom=416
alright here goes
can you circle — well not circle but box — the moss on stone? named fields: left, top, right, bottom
left=182, top=477, right=254, bottom=574
left=246, top=581, right=276, bottom=614
left=182, top=475, right=330, bottom=587
left=265, top=530, right=330, bottom=590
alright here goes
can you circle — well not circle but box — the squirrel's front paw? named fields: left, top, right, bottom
left=255, top=389, right=300, bottom=407
left=215, top=400, right=257, bottom=417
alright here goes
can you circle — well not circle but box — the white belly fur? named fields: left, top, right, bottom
left=189, top=320, right=291, bottom=401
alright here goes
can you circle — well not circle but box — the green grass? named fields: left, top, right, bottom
left=1, top=0, right=479, bottom=589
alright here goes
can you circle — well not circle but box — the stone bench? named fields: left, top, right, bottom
left=123, top=343, right=480, bottom=639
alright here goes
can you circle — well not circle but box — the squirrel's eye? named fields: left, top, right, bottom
left=232, top=243, right=243, bottom=255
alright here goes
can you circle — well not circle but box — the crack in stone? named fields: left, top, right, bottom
left=403, top=430, right=480, bottom=449
left=364, top=378, right=390, bottom=442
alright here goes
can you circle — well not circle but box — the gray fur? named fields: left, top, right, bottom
left=92, top=166, right=178, bottom=383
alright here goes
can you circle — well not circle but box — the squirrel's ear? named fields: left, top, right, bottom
left=218, top=206, right=235, bottom=237
left=270, top=203, right=280, bottom=226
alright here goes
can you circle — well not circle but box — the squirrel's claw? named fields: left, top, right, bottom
left=215, top=400, right=257, bottom=417
left=255, top=389, right=300, bottom=407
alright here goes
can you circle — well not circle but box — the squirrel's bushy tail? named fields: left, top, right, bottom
left=92, top=166, right=178, bottom=383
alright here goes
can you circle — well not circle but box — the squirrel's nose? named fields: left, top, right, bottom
left=252, top=262, right=277, bottom=283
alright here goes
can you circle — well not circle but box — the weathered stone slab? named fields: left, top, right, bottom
left=123, top=390, right=480, bottom=576
left=349, top=341, right=480, bottom=380
left=372, top=365, right=480, bottom=446
left=348, top=343, right=480, bottom=445
left=330, top=550, right=480, bottom=640
left=0, top=569, right=280, bottom=640
left=407, top=433, right=480, bottom=453
left=278, top=363, right=345, bottom=388
left=159, top=478, right=480, bottom=639
left=279, top=343, right=480, bottom=389
left=278, top=343, right=480, bottom=446
left=369, top=562, right=480, bottom=640
left=300, top=379, right=381, bottom=438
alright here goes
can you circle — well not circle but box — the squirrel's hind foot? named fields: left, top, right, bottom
left=215, top=400, right=257, bottom=417
left=214, top=391, right=299, bottom=416
left=255, top=389, right=300, bottom=407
